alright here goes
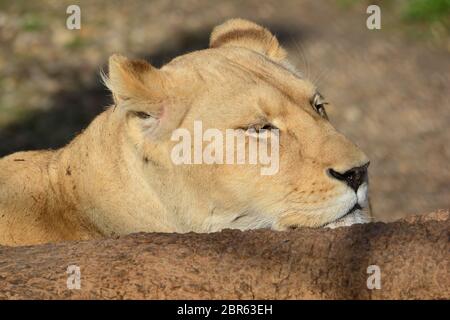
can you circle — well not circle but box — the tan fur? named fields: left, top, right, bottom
left=0, top=19, right=370, bottom=246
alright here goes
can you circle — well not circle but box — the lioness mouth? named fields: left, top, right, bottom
left=341, top=203, right=362, bottom=220
left=322, top=203, right=364, bottom=228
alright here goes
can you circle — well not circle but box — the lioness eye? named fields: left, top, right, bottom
left=315, top=104, right=328, bottom=119
left=133, top=111, right=151, bottom=119
left=243, top=123, right=278, bottom=138
left=252, top=123, right=278, bottom=133
left=311, top=93, right=329, bottom=119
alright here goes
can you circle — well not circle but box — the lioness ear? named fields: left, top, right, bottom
left=102, top=54, right=165, bottom=109
left=209, top=18, right=287, bottom=61
left=103, top=54, right=183, bottom=140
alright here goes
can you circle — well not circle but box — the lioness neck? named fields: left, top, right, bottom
left=55, top=108, right=178, bottom=237
left=0, top=107, right=192, bottom=246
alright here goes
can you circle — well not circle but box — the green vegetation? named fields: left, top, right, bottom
left=20, top=13, right=46, bottom=32
left=404, top=0, right=450, bottom=23
left=337, top=0, right=449, bottom=45
left=402, top=0, right=450, bottom=46
left=64, top=35, right=90, bottom=50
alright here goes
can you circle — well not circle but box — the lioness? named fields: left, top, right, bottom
left=0, top=19, right=370, bottom=246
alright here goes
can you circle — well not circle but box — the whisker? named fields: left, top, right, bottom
left=292, top=39, right=310, bottom=80
left=311, top=66, right=331, bottom=88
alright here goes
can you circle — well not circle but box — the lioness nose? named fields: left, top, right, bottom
left=328, top=162, right=369, bottom=192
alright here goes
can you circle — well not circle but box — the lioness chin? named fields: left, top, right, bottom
left=0, top=19, right=370, bottom=246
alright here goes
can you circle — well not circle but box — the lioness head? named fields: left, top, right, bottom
left=102, top=19, right=370, bottom=232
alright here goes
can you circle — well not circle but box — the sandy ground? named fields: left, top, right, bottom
left=0, top=0, right=449, bottom=221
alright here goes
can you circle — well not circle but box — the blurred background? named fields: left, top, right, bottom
left=0, top=0, right=449, bottom=221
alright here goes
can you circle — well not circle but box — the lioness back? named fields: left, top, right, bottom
left=0, top=151, right=48, bottom=244
left=0, top=150, right=95, bottom=245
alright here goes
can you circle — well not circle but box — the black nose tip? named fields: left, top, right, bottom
left=328, top=162, right=369, bottom=192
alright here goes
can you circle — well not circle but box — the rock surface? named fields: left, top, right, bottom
left=0, top=211, right=448, bottom=299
